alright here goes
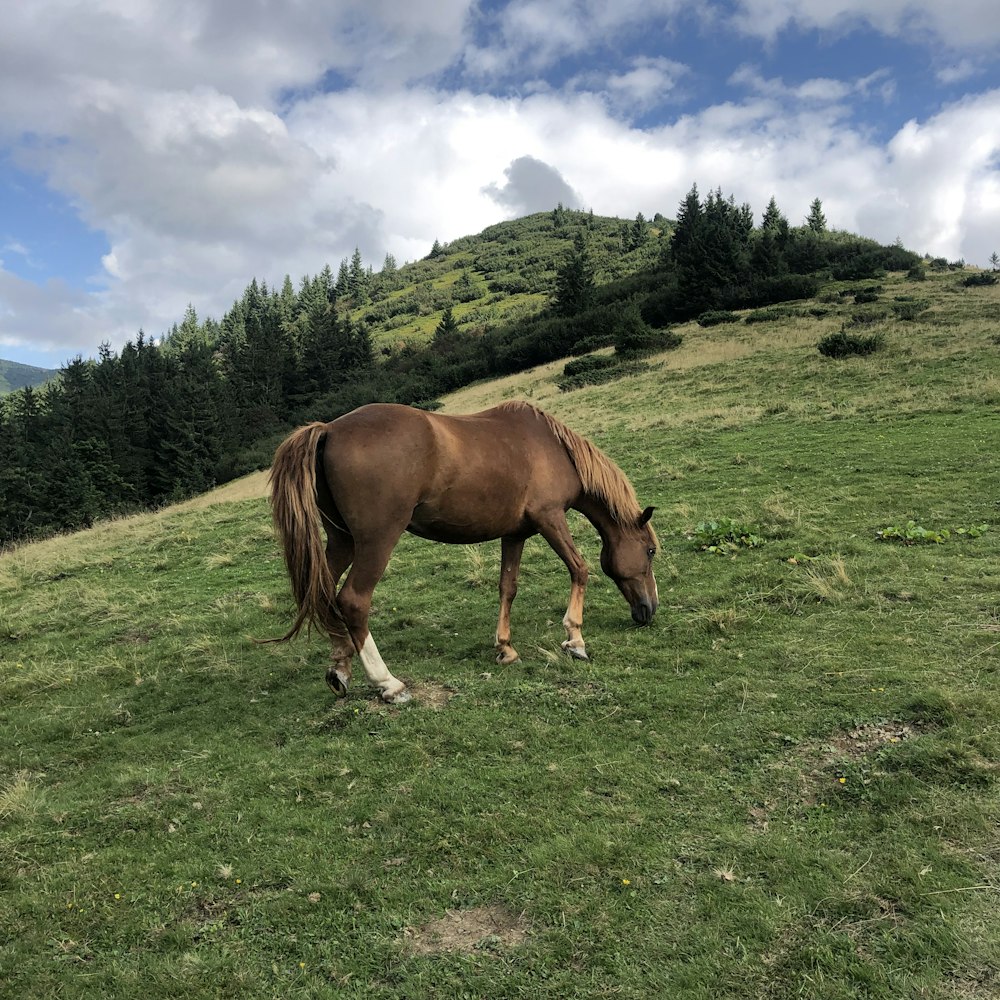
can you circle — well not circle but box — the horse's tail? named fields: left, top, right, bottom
left=266, top=422, right=347, bottom=643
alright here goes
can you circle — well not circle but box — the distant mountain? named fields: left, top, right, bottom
left=0, top=358, right=57, bottom=395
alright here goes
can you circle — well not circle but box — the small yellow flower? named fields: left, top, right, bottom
left=235, top=878, right=242, bottom=885
left=838, top=777, right=847, bottom=784
left=299, top=962, right=306, bottom=969
left=621, top=878, right=631, bottom=885
left=114, top=893, right=121, bottom=900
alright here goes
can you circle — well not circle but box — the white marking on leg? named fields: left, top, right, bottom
left=358, top=633, right=410, bottom=703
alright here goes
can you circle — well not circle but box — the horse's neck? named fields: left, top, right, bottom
left=572, top=493, right=617, bottom=542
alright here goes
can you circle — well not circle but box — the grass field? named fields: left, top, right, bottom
left=2, top=271, right=999, bottom=998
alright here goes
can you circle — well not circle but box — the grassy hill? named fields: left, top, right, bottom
left=1, top=269, right=998, bottom=998
left=343, top=208, right=664, bottom=350
left=0, top=357, right=57, bottom=394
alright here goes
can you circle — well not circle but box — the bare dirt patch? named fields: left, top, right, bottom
left=401, top=904, right=529, bottom=956
left=826, top=720, right=920, bottom=758
left=411, top=680, right=459, bottom=710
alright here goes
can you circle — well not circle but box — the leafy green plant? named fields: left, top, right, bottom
left=955, top=524, right=989, bottom=538
left=690, top=518, right=765, bottom=554
left=875, top=521, right=950, bottom=544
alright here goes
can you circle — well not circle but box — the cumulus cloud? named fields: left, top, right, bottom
left=729, top=0, right=1000, bottom=49
left=1, top=1, right=999, bottom=367
left=483, top=155, right=583, bottom=214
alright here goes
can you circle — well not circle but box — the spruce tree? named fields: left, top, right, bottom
left=553, top=232, right=595, bottom=316
left=806, top=198, right=827, bottom=233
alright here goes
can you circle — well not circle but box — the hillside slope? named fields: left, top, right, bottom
left=0, top=357, right=56, bottom=394
left=1, top=268, right=998, bottom=998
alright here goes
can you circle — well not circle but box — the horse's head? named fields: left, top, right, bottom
left=600, top=506, right=659, bottom=626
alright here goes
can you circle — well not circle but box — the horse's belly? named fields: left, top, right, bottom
left=406, top=500, right=528, bottom=544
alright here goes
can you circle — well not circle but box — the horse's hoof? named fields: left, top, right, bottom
left=382, top=686, right=412, bottom=705
left=326, top=666, right=350, bottom=697
left=562, top=641, right=589, bottom=661
left=496, top=648, right=520, bottom=665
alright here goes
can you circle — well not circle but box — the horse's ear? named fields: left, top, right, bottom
left=638, top=506, right=655, bottom=526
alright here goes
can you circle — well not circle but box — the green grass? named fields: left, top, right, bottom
left=2, top=271, right=999, bottom=998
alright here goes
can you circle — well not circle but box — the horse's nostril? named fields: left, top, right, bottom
left=632, top=601, right=653, bottom=625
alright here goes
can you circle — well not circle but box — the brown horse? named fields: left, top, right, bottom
left=268, top=401, right=658, bottom=703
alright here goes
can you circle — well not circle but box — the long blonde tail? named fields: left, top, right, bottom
left=266, top=422, right=347, bottom=642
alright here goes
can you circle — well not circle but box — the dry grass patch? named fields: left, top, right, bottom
left=401, top=904, right=529, bottom=956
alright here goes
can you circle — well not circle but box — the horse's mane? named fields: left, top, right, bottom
left=497, top=401, right=644, bottom=526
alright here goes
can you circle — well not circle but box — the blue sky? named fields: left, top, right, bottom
left=1, top=0, right=998, bottom=370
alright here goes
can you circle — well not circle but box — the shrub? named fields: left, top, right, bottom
left=716, top=275, right=820, bottom=311
left=556, top=359, right=648, bottom=392
left=962, top=272, right=998, bottom=287
left=891, top=300, right=929, bottom=321
left=562, top=353, right=618, bottom=379
left=853, top=290, right=880, bottom=304
left=847, top=306, right=890, bottom=327
left=745, top=305, right=797, bottom=324
left=697, top=310, right=740, bottom=327
left=831, top=254, right=887, bottom=281
left=818, top=331, right=885, bottom=358
left=906, top=265, right=926, bottom=281
left=614, top=300, right=682, bottom=356
left=616, top=327, right=683, bottom=356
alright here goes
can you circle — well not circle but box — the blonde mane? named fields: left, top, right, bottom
left=498, top=401, right=644, bottom=526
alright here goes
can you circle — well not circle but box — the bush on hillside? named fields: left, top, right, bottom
left=744, top=305, right=799, bottom=324
left=962, top=272, right=998, bottom=287
left=697, top=310, right=740, bottom=327
left=818, top=331, right=885, bottom=358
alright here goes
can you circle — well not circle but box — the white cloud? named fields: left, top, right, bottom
left=729, top=0, right=1000, bottom=49
left=936, top=59, right=981, bottom=85
left=729, top=65, right=895, bottom=106
left=1, top=1, right=999, bottom=368
left=463, top=0, right=694, bottom=77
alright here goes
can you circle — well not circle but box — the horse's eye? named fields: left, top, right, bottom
left=647, top=547, right=656, bottom=558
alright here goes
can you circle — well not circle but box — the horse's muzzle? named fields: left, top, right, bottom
left=631, top=599, right=657, bottom=626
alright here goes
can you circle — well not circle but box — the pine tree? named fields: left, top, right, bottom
left=761, top=196, right=786, bottom=233
left=806, top=198, right=827, bottom=233
left=990, top=251, right=999, bottom=272
left=433, top=306, right=461, bottom=349
left=627, top=212, right=648, bottom=252
left=452, top=269, right=484, bottom=303
left=553, top=232, right=595, bottom=316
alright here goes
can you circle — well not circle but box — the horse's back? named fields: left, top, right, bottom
left=318, top=402, right=581, bottom=543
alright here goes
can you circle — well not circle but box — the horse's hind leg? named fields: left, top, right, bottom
left=323, top=529, right=356, bottom=697
left=335, top=538, right=410, bottom=704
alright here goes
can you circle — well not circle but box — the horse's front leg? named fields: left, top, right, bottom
left=536, top=512, right=590, bottom=660
left=495, top=536, right=525, bottom=664
left=335, top=543, right=410, bottom=704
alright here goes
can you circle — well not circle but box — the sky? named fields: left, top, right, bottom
left=1, top=1, right=999, bottom=370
